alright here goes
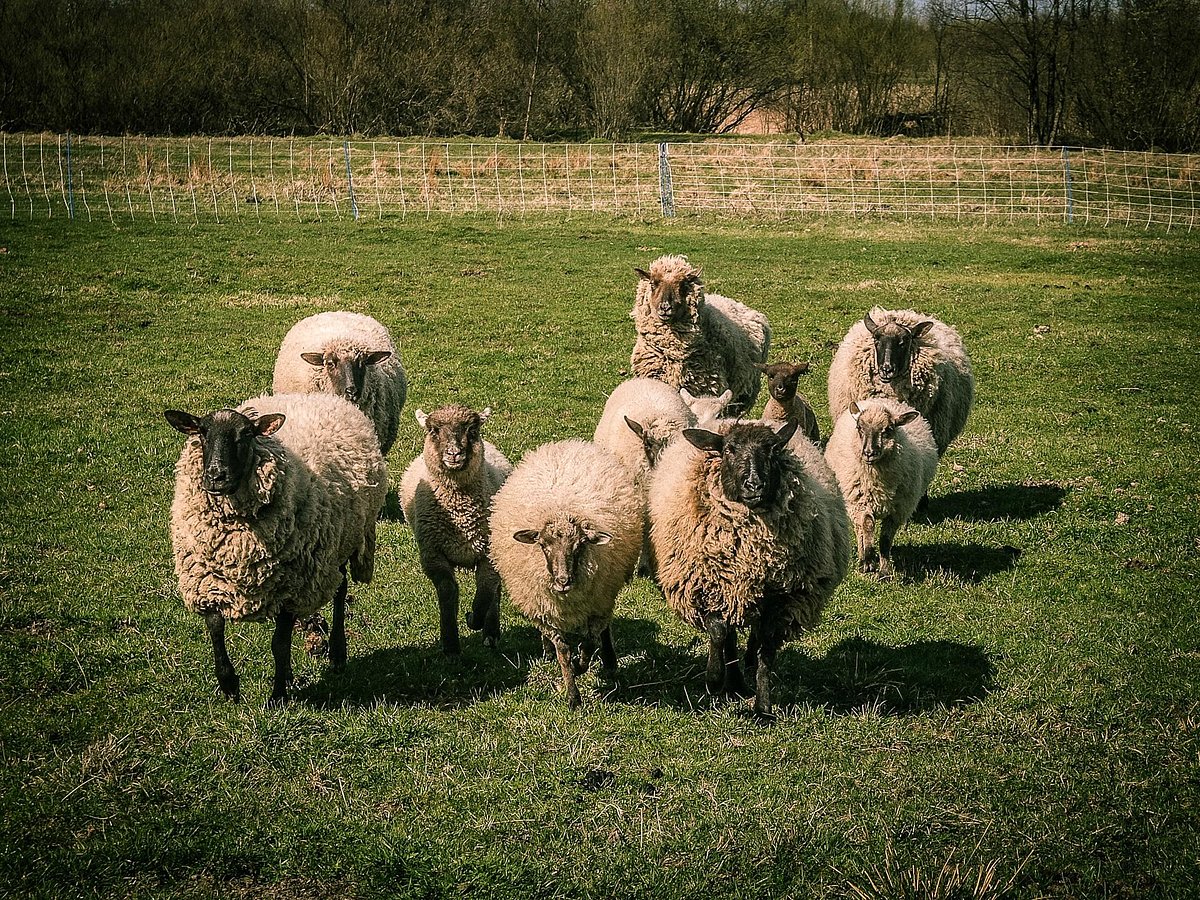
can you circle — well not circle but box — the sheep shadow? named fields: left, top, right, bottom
left=297, top=624, right=544, bottom=709
left=379, top=489, right=405, bottom=523
left=606, top=617, right=711, bottom=709
left=780, top=636, right=996, bottom=715
left=891, top=541, right=1022, bottom=584
left=919, top=482, right=1067, bottom=525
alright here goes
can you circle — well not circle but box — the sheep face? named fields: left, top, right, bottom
left=680, top=388, right=733, bottom=424
left=863, top=313, right=933, bottom=385
left=165, top=408, right=285, bottom=495
left=684, top=421, right=799, bottom=509
left=635, top=264, right=702, bottom=326
left=849, top=401, right=921, bottom=464
left=300, top=348, right=392, bottom=404
left=623, top=416, right=673, bottom=468
left=416, top=404, right=489, bottom=473
left=513, top=517, right=613, bottom=594
left=758, top=361, right=811, bottom=403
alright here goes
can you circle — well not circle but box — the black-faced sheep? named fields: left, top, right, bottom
left=630, top=255, right=771, bottom=417
left=649, top=421, right=850, bottom=718
left=400, top=404, right=512, bottom=653
left=489, top=441, right=643, bottom=708
left=827, top=307, right=973, bottom=457
left=759, top=361, right=821, bottom=445
left=272, top=311, right=408, bottom=456
left=825, top=399, right=938, bottom=578
left=165, top=393, right=387, bottom=705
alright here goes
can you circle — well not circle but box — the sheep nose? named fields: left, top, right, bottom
left=552, top=576, right=572, bottom=593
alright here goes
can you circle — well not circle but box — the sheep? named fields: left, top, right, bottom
left=593, top=377, right=696, bottom=578
left=399, top=404, right=512, bottom=654
left=827, top=307, right=973, bottom=457
left=272, top=311, right=408, bottom=456
left=630, top=255, right=771, bottom=417
left=489, top=440, right=643, bottom=708
left=165, top=392, right=388, bottom=705
left=679, top=387, right=733, bottom=427
left=824, top=398, right=938, bottom=579
left=649, top=420, right=850, bottom=718
left=758, top=361, right=821, bottom=445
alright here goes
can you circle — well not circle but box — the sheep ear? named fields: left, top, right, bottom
left=365, top=350, right=391, bottom=365
left=479, top=407, right=493, bottom=423
left=911, top=321, right=935, bottom=339
left=718, top=389, right=732, bottom=403
left=754, top=362, right=768, bottom=372
left=300, top=352, right=325, bottom=366
left=255, top=413, right=286, bottom=437
left=683, top=428, right=724, bottom=455
left=584, top=529, right=613, bottom=546
left=796, top=362, right=811, bottom=375
left=164, top=410, right=201, bottom=435
left=513, top=529, right=540, bottom=545
left=623, top=416, right=646, bottom=440
left=634, top=267, right=651, bottom=282
left=415, top=409, right=428, bottom=429
left=895, top=410, right=921, bottom=427
left=679, top=388, right=695, bottom=403
left=773, top=420, right=799, bottom=445
left=863, top=313, right=879, bottom=335
left=849, top=401, right=862, bottom=419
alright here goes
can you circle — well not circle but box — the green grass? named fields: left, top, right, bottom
left=1, top=214, right=1198, bottom=899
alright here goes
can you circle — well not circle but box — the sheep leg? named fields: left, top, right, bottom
left=204, top=611, right=240, bottom=701
left=743, top=625, right=760, bottom=682
left=552, top=634, right=582, bottom=709
left=574, top=637, right=594, bottom=676
left=541, top=632, right=555, bottom=659
left=857, top=512, right=878, bottom=573
left=599, top=625, right=618, bottom=677
left=329, top=569, right=348, bottom=671
left=426, top=562, right=461, bottom=655
left=878, top=516, right=901, bottom=581
left=466, top=560, right=502, bottom=649
left=753, top=632, right=780, bottom=720
left=705, top=618, right=728, bottom=693
left=723, top=626, right=749, bottom=696
left=267, top=610, right=296, bottom=708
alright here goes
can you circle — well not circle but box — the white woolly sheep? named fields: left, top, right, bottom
left=400, top=404, right=512, bottom=653
left=489, top=440, right=643, bottom=708
left=165, top=392, right=388, bottom=705
left=827, top=307, right=973, bottom=457
left=630, top=255, right=771, bottom=417
left=649, top=420, right=850, bottom=718
left=679, top=387, right=733, bottom=426
left=593, top=377, right=696, bottom=578
left=825, top=398, right=938, bottom=579
left=759, top=361, right=821, bottom=445
left=272, top=311, right=408, bottom=456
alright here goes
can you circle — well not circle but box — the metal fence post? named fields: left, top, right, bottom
left=658, top=143, right=675, bottom=218
left=1063, top=147, right=1073, bottom=224
left=344, top=140, right=359, bottom=221
left=66, top=132, right=74, bottom=220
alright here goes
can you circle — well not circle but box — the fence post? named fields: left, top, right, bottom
left=344, top=140, right=359, bottom=221
left=1062, top=147, right=1073, bottom=224
left=658, top=143, right=675, bottom=218
left=66, top=132, right=74, bottom=220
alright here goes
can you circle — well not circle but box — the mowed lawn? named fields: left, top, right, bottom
left=1, top=214, right=1197, bottom=899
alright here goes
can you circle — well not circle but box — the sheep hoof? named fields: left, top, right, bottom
left=464, top=611, right=480, bottom=630
left=264, top=693, right=289, bottom=710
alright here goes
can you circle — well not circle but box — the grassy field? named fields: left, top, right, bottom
left=1, top=214, right=1198, bottom=898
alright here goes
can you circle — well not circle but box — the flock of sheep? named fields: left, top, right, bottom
left=164, top=254, right=974, bottom=717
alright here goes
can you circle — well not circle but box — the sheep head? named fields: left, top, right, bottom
left=683, top=420, right=799, bottom=509
left=299, top=346, right=392, bottom=404
left=513, top=517, right=612, bottom=595
left=849, top=401, right=921, bottom=464
left=757, top=361, right=811, bottom=403
left=165, top=408, right=285, bottom=495
left=680, top=388, right=733, bottom=425
left=416, top=404, right=491, bottom=474
left=862, top=312, right=933, bottom=385
left=635, top=255, right=703, bottom=327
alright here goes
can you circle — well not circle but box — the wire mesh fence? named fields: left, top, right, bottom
left=3, top=133, right=1197, bottom=230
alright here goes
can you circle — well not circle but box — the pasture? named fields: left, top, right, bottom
left=1, top=215, right=1197, bottom=898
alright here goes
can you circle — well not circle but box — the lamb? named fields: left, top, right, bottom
left=649, top=420, right=850, bottom=718
left=593, top=378, right=696, bottom=577
left=679, top=388, right=733, bottom=427
left=399, top=404, right=512, bottom=654
left=827, top=307, right=973, bottom=457
left=272, top=311, right=408, bottom=456
left=630, top=255, right=771, bottom=417
left=758, top=361, right=821, bottom=445
left=489, top=441, right=643, bottom=708
left=165, top=392, right=388, bottom=705
left=824, top=399, right=938, bottom=579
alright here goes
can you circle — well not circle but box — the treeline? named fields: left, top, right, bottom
left=2, top=0, right=1197, bottom=150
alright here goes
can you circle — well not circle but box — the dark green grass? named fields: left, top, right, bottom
left=1, top=215, right=1198, bottom=899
